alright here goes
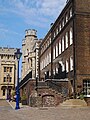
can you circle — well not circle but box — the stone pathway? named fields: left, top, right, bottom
left=0, top=99, right=12, bottom=111
left=0, top=99, right=90, bottom=120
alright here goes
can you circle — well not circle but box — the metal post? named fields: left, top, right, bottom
left=15, top=48, right=22, bottom=110
left=15, top=59, right=20, bottom=109
left=36, top=77, right=38, bottom=91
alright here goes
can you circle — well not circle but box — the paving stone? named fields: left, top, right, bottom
left=0, top=99, right=90, bottom=120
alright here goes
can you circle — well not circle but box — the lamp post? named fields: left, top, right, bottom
left=15, top=49, right=22, bottom=110
left=36, top=76, right=38, bottom=91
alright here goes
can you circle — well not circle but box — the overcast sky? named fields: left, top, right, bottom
left=0, top=0, right=66, bottom=49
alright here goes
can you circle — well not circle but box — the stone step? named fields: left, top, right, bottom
left=60, top=99, right=87, bottom=107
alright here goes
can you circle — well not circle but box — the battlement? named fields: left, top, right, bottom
left=0, top=47, right=17, bottom=55
left=25, top=29, right=37, bottom=37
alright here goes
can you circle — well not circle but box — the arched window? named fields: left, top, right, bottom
left=70, top=27, right=73, bottom=45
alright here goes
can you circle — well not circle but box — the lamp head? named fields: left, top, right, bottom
left=15, top=49, right=22, bottom=60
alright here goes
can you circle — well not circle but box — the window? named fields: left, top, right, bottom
left=83, top=80, right=90, bottom=96
left=10, top=77, right=12, bottom=82
left=7, top=67, right=9, bottom=72
left=7, top=55, right=9, bottom=59
left=62, top=36, right=64, bottom=52
left=59, top=40, right=61, bottom=54
left=53, top=46, right=55, bottom=59
left=56, top=28, right=58, bottom=35
left=3, top=77, right=6, bottom=82
left=7, top=75, right=10, bottom=82
left=4, top=67, right=12, bottom=72
left=70, top=7, right=72, bottom=18
left=3, top=89, right=5, bottom=96
left=53, top=69, right=55, bottom=75
left=44, top=59, right=45, bottom=68
left=14, top=55, right=15, bottom=59
left=50, top=38, right=51, bottom=43
left=65, top=13, right=68, bottom=23
left=70, top=27, right=73, bottom=45
left=10, top=67, right=12, bottom=72
left=54, top=32, right=55, bottom=38
left=65, top=32, right=68, bottom=48
left=62, top=62, right=65, bottom=72
left=4, top=67, right=6, bottom=72
left=31, top=59, right=32, bottom=67
left=46, top=55, right=48, bottom=65
left=45, top=42, right=47, bottom=48
left=59, top=24, right=61, bottom=31
left=66, top=60, right=69, bottom=72
left=47, top=40, right=49, bottom=46
left=41, top=60, right=44, bottom=70
left=46, top=55, right=48, bottom=66
left=70, top=56, right=73, bottom=71
left=56, top=43, right=58, bottom=57
left=45, top=56, right=47, bottom=66
left=9, top=89, right=11, bottom=95
left=1, top=55, right=3, bottom=59
left=62, top=18, right=64, bottom=27
left=56, top=66, right=58, bottom=73
left=59, top=61, right=65, bottom=72
left=49, top=52, right=51, bottom=63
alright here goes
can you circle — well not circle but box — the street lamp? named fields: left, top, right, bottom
left=15, top=48, right=22, bottom=110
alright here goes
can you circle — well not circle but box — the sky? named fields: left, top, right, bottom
left=0, top=0, right=66, bottom=49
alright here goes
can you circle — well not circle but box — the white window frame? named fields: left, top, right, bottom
left=66, top=13, right=68, bottom=23
left=59, top=40, right=61, bottom=54
left=70, top=7, right=72, bottom=18
left=56, top=43, right=58, bottom=57
left=65, top=32, right=68, bottom=48
left=66, top=60, right=69, bottom=73
left=53, top=69, right=55, bottom=75
left=59, top=24, right=61, bottom=31
left=83, top=80, right=90, bottom=97
left=54, top=32, right=55, bottom=38
left=62, top=36, right=64, bottom=52
left=70, top=56, right=73, bottom=71
left=56, top=66, right=58, bottom=73
left=49, top=52, right=51, bottom=63
left=70, top=27, right=73, bottom=45
left=50, top=37, right=51, bottom=43
left=59, top=61, right=65, bottom=72
left=53, top=46, right=55, bottom=59
left=62, top=18, right=64, bottom=27
left=56, top=28, right=58, bottom=35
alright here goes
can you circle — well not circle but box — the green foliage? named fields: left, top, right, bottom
left=11, top=91, right=15, bottom=97
left=21, top=94, right=27, bottom=101
left=79, top=93, right=84, bottom=100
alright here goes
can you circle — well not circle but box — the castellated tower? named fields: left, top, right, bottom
left=21, top=29, right=38, bottom=79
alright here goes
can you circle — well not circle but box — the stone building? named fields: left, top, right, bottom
left=21, top=29, right=37, bottom=79
left=0, top=47, right=18, bottom=99
left=39, top=0, right=90, bottom=99
left=20, top=29, right=42, bottom=104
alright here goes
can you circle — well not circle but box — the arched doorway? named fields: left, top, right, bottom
left=42, top=95, right=55, bottom=107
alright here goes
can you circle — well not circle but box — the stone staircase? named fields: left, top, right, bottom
left=59, top=99, right=87, bottom=107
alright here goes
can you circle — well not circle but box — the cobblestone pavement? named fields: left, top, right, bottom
left=0, top=100, right=90, bottom=120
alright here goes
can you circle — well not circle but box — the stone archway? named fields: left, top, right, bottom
left=42, top=95, right=55, bottom=107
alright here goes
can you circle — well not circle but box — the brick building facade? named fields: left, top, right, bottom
left=39, top=0, right=90, bottom=98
